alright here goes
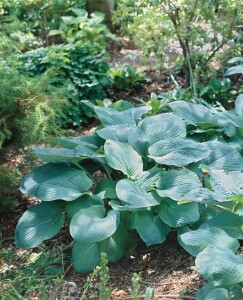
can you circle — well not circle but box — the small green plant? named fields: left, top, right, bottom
left=131, top=273, right=140, bottom=300
left=48, top=9, right=116, bottom=50
left=109, top=64, right=145, bottom=91
left=98, top=253, right=111, bottom=300
left=10, top=42, right=112, bottom=126
left=15, top=95, right=243, bottom=298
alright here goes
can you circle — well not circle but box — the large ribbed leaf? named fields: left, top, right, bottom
left=156, top=169, right=201, bottom=200
left=195, top=247, right=243, bottom=286
left=134, top=211, right=170, bottom=246
left=210, top=170, right=243, bottom=198
left=15, top=202, right=64, bottom=249
left=158, top=198, right=200, bottom=227
left=66, top=193, right=104, bottom=217
left=179, top=227, right=239, bottom=257
left=224, top=64, right=243, bottom=76
left=140, top=113, right=186, bottom=145
left=136, top=168, right=162, bottom=192
left=72, top=242, right=100, bottom=273
left=33, top=148, right=81, bottom=163
left=104, top=140, right=143, bottom=179
left=177, top=226, right=203, bottom=257
left=70, top=205, right=120, bottom=243
left=199, top=211, right=243, bottom=239
left=59, top=134, right=104, bottom=149
left=99, top=224, right=129, bottom=262
left=127, top=125, right=149, bottom=157
left=235, top=94, right=243, bottom=116
left=74, top=144, right=104, bottom=161
left=20, top=163, right=70, bottom=196
left=97, top=124, right=136, bottom=143
left=169, top=101, right=215, bottom=125
left=116, top=179, right=159, bottom=208
left=148, top=138, right=210, bottom=167
left=94, top=106, right=135, bottom=126
left=180, top=188, right=226, bottom=204
left=94, top=179, right=117, bottom=199
left=196, top=141, right=243, bottom=171
left=94, top=106, right=150, bottom=127
left=197, top=283, right=242, bottom=300
left=37, top=170, right=92, bottom=201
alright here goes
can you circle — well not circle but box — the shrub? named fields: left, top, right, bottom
left=0, top=66, right=67, bottom=147
left=15, top=95, right=243, bottom=298
left=10, top=42, right=113, bottom=126
left=113, top=0, right=242, bottom=83
left=0, top=0, right=86, bottom=43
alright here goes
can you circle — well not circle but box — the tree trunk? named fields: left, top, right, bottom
left=86, top=0, right=115, bottom=31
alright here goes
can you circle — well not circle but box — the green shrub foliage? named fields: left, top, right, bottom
left=16, top=95, right=243, bottom=298
left=10, top=42, right=112, bottom=126
left=0, top=0, right=86, bottom=42
left=114, top=0, right=242, bottom=82
left=0, top=66, right=67, bottom=147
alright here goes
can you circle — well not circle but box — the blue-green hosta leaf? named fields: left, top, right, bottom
left=224, top=64, right=243, bottom=77
left=75, top=144, right=105, bottom=162
left=179, top=227, right=239, bottom=257
left=197, top=141, right=243, bottom=172
left=134, top=211, right=170, bottom=246
left=99, top=224, right=129, bottom=262
left=127, top=125, right=149, bottom=157
left=228, top=135, right=243, bottom=155
left=156, top=169, right=201, bottom=200
left=70, top=205, right=120, bottom=243
left=104, top=140, right=143, bottom=179
left=37, top=170, right=92, bottom=201
left=59, top=134, right=104, bottom=149
left=210, top=170, right=243, bottom=197
left=178, top=226, right=203, bottom=257
left=94, top=179, right=117, bottom=199
left=116, top=179, right=159, bottom=208
left=195, top=247, right=243, bottom=286
left=94, top=106, right=150, bottom=127
left=199, top=211, right=243, bottom=239
left=228, top=57, right=243, bottom=64
left=158, top=198, right=200, bottom=227
left=136, top=167, right=162, bottom=192
left=66, top=193, right=104, bottom=217
left=140, top=113, right=186, bottom=145
left=197, top=283, right=242, bottom=300
left=72, top=242, right=100, bottom=273
left=109, top=200, right=140, bottom=212
left=20, top=163, right=70, bottom=196
left=97, top=124, right=136, bottom=143
left=169, top=101, right=214, bottom=125
left=235, top=94, right=243, bottom=116
left=148, top=138, right=210, bottom=167
left=33, top=148, right=81, bottom=163
left=180, top=188, right=226, bottom=204
left=15, top=202, right=64, bottom=249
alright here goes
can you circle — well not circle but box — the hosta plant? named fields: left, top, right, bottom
left=15, top=96, right=243, bottom=299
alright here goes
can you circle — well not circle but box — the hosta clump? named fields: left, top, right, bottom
left=16, top=96, right=243, bottom=298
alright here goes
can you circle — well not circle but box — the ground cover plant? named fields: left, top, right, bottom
left=15, top=94, right=243, bottom=299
